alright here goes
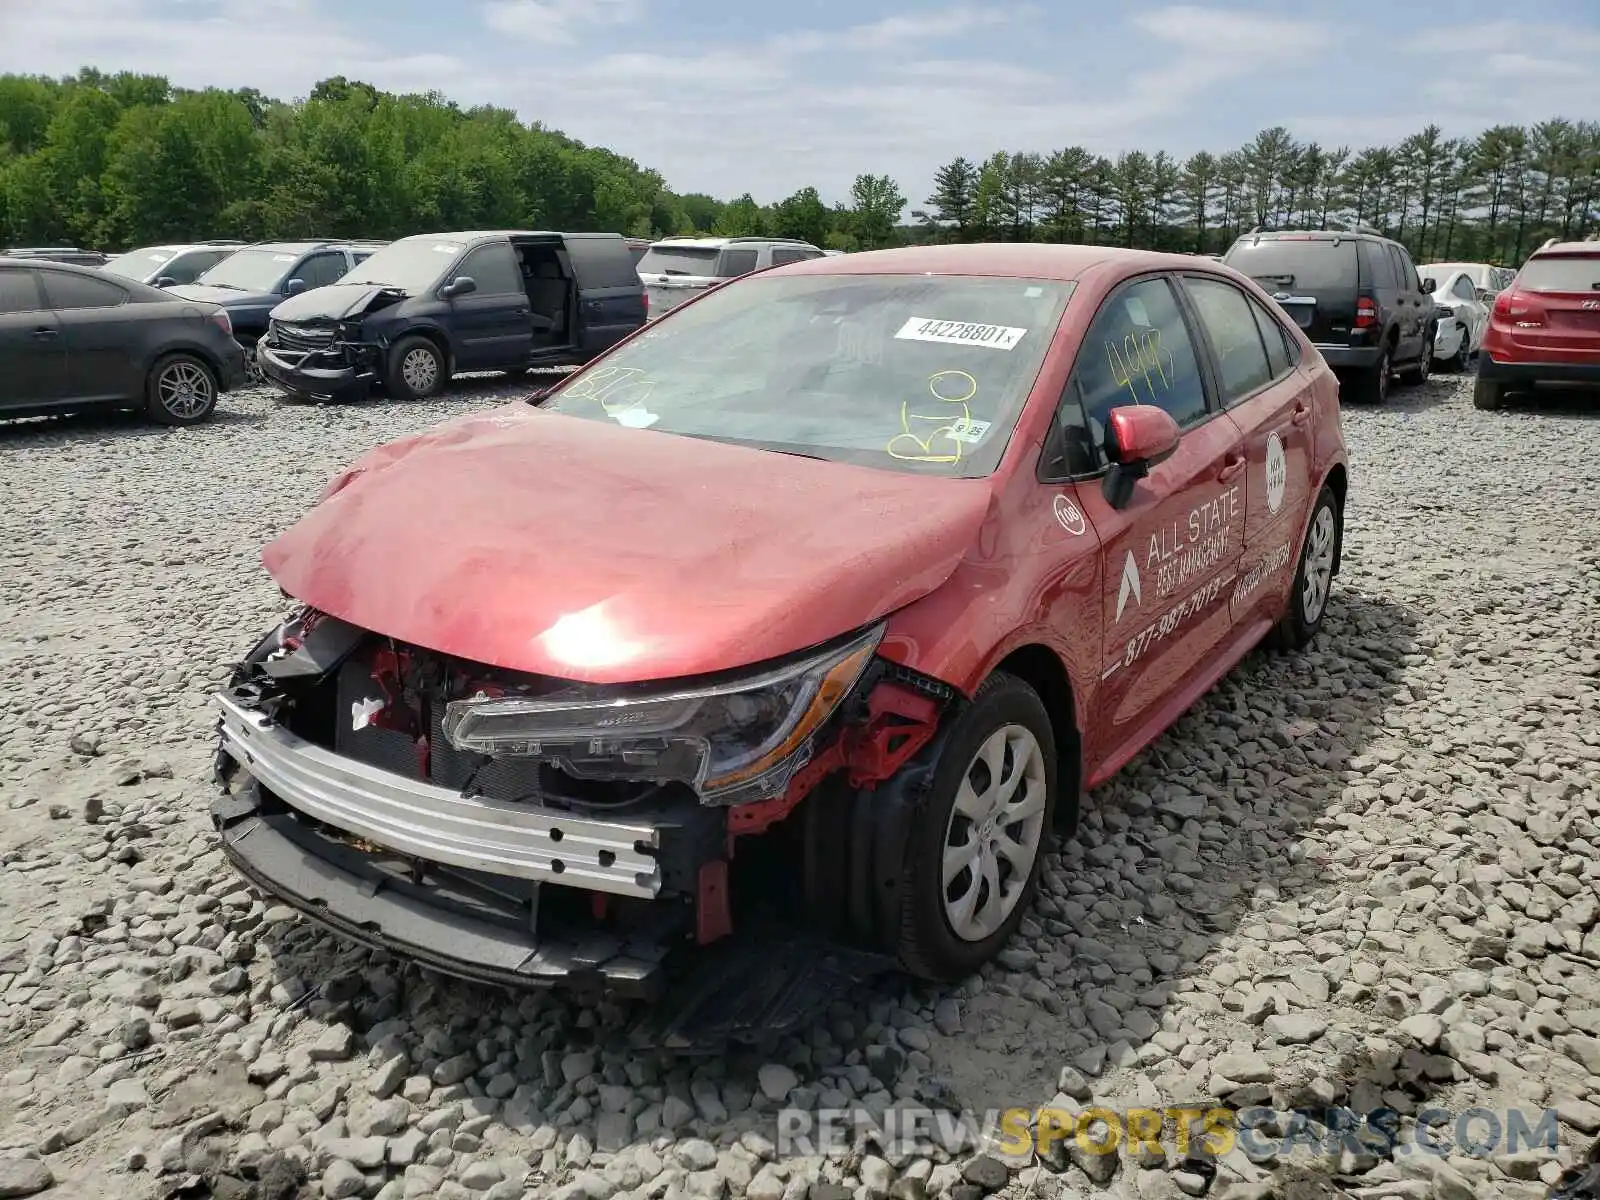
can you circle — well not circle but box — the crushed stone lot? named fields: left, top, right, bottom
left=1, top=372, right=1598, bottom=1200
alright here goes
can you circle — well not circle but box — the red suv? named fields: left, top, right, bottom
left=1474, top=238, right=1600, bottom=410
left=209, top=245, right=1349, bottom=1002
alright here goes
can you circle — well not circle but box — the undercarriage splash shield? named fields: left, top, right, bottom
left=624, top=927, right=900, bottom=1055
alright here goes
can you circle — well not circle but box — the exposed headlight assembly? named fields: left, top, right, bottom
left=441, top=624, right=884, bottom=806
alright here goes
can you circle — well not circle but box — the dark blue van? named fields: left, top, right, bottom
left=257, top=230, right=647, bottom=401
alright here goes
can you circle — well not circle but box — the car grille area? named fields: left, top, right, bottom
left=270, top=320, right=337, bottom=353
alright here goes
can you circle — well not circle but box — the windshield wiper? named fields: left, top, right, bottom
left=205, top=282, right=245, bottom=291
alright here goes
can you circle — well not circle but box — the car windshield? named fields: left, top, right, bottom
left=101, top=246, right=179, bottom=279
left=541, top=273, right=1076, bottom=479
left=340, top=237, right=465, bottom=291
left=1224, top=239, right=1357, bottom=291
left=1517, top=255, right=1600, bottom=293
left=197, top=249, right=298, bottom=292
left=637, top=246, right=721, bottom=276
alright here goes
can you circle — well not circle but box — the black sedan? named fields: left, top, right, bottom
left=0, top=257, right=248, bottom=426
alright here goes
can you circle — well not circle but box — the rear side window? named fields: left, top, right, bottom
left=1450, top=276, right=1475, bottom=302
left=458, top=243, right=522, bottom=295
left=1249, top=293, right=1298, bottom=376
left=636, top=246, right=720, bottom=275
left=1360, top=242, right=1398, bottom=290
left=1225, top=238, right=1358, bottom=292
left=1183, top=277, right=1273, bottom=404
left=564, top=238, right=645, bottom=289
left=41, top=271, right=127, bottom=309
left=0, top=268, right=42, bottom=314
left=1518, top=255, right=1600, bottom=293
left=716, top=248, right=759, bottom=278
left=1388, top=245, right=1419, bottom=292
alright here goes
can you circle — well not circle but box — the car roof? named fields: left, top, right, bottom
left=0, top=255, right=102, bottom=273
left=768, top=241, right=1202, bottom=281
left=389, top=231, right=595, bottom=246
left=1531, top=240, right=1600, bottom=257
left=650, top=237, right=730, bottom=248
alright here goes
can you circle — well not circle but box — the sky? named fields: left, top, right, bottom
left=2, top=0, right=1598, bottom=213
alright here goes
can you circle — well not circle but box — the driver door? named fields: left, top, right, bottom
left=1057, top=274, right=1247, bottom=765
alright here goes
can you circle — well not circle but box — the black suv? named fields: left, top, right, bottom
left=1222, top=226, right=1439, bottom=403
left=167, top=239, right=389, bottom=377
left=257, top=230, right=647, bottom=401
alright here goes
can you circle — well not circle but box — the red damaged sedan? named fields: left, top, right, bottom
left=211, top=243, right=1349, bottom=1010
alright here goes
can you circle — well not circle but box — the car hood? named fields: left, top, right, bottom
left=262, top=404, right=995, bottom=684
left=168, top=284, right=276, bottom=308
left=271, top=283, right=408, bottom=322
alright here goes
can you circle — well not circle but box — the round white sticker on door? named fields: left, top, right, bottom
left=1265, top=432, right=1287, bottom=514
left=1053, top=494, right=1086, bottom=536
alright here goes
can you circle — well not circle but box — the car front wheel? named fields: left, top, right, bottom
left=387, top=336, right=447, bottom=401
left=892, top=672, right=1057, bottom=982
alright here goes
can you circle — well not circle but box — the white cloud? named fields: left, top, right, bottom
left=1404, top=21, right=1600, bottom=131
left=480, top=0, right=642, bottom=44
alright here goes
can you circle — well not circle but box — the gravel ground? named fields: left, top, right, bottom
left=0, top=371, right=1598, bottom=1200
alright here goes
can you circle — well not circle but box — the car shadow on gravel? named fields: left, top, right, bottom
left=1489, top=383, right=1600, bottom=421
left=0, top=406, right=266, bottom=443
left=243, top=587, right=1427, bottom=1172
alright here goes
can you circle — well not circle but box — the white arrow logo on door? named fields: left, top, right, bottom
left=1115, top=551, right=1142, bottom=623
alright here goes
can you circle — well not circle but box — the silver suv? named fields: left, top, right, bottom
left=635, top=236, right=825, bottom=316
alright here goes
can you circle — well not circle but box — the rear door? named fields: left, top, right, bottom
left=1224, top=235, right=1360, bottom=350
left=635, top=244, right=720, bottom=316
left=1178, top=273, right=1316, bottom=627
left=563, top=235, right=648, bottom=356
left=1388, top=243, right=1427, bottom=362
left=41, top=269, right=145, bottom=402
left=447, top=240, right=534, bottom=369
left=1510, top=253, right=1600, bottom=361
left=0, top=267, right=66, bottom=408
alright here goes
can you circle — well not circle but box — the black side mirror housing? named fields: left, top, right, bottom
left=441, top=276, right=477, bottom=299
left=155, top=276, right=177, bottom=288
left=284, top=278, right=307, bottom=297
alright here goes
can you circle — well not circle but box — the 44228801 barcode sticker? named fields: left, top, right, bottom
left=894, top=317, right=1027, bottom=351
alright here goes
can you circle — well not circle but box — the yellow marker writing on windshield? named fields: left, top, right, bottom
left=886, top=370, right=976, bottom=463
left=564, top=364, right=654, bottom=416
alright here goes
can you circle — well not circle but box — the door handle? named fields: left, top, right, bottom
left=31, top=327, right=57, bottom=339
left=1291, top=400, right=1312, bottom=425
left=1217, top=453, right=1246, bottom=482
left=516, top=307, right=530, bottom=316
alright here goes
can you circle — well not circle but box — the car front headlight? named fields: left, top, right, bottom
left=441, top=624, right=884, bottom=805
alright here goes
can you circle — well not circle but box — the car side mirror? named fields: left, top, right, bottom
left=155, top=276, right=177, bottom=288
left=1420, top=277, right=1436, bottom=294
left=440, top=276, right=477, bottom=299
left=1102, top=405, right=1180, bottom=510
left=285, top=278, right=307, bottom=296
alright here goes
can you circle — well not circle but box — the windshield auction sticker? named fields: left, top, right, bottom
left=894, top=317, right=1027, bottom=351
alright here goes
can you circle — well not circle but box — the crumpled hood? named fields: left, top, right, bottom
left=271, top=283, right=406, bottom=322
left=262, top=404, right=995, bottom=684
left=168, top=284, right=276, bottom=309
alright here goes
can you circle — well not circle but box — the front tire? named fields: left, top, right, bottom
left=145, top=354, right=219, bottom=426
left=892, top=673, right=1057, bottom=982
left=1452, top=330, right=1472, bottom=373
left=387, top=336, right=447, bottom=401
left=1268, top=485, right=1340, bottom=652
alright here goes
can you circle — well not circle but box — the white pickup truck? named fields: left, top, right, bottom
left=635, top=236, right=826, bottom=317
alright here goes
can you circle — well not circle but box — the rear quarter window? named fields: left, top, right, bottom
left=636, top=246, right=720, bottom=276
left=1224, top=239, right=1358, bottom=292
left=564, top=237, right=645, bottom=290
left=716, top=248, right=760, bottom=278
left=1518, top=255, right=1600, bottom=293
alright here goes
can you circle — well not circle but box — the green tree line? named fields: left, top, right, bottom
left=2, top=69, right=1595, bottom=269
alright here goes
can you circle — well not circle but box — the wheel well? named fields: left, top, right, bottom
left=992, top=644, right=1082, bottom=835
left=1322, top=463, right=1347, bottom=575
left=149, top=346, right=222, bottom=385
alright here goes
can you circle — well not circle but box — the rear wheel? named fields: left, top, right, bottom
left=386, top=336, right=447, bottom=401
left=892, top=673, right=1057, bottom=982
left=1399, top=334, right=1431, bottom=385
left=1268, top=485, right=1341, bottom=652
left=1473, top=375, right=1506, bottom=411
left=1347, top=343, right=1391, bottom=403
left=145, top=354, right=219, bottom=426
left=1452, top=330, right=1472, bottom=372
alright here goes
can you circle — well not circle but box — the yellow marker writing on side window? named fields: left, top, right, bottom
left=1105, top=329, right=1173, bottom=404
left=885, top=370, right=976, bottom=463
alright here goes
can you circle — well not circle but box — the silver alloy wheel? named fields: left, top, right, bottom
left=157, top=360, right=214, bottom=419
left=940, top=724, right=1048, bottom=943
left=1301, top=504, right=1337, bottom=624
left=401, top=346, right=439, bottom=393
